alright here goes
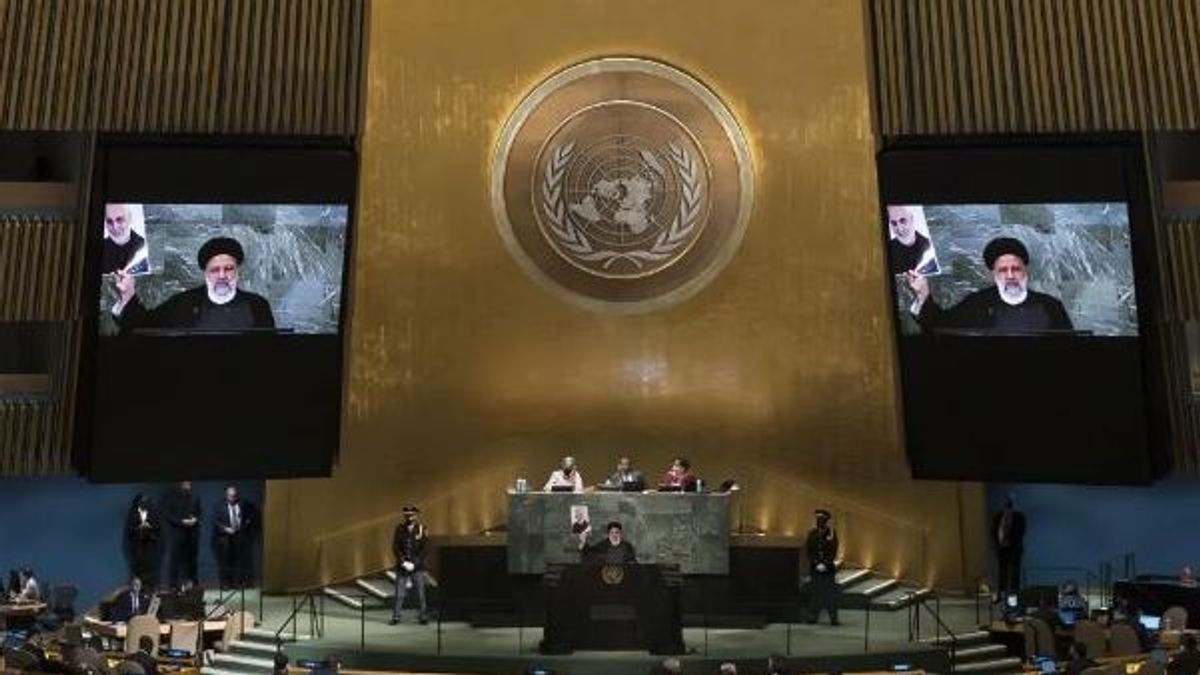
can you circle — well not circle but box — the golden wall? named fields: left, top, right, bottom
left=263, top=0, right=988, bottom=591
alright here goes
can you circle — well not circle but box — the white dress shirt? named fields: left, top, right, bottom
left=543, top=469, right=584, bottom=493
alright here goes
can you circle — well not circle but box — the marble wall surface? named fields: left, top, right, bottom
left=98, top=204, right=348, bottom=335
left=891, top=203, right=1137, bottom=336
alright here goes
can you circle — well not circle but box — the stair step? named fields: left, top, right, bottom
left=952, top=657, right=1023, bottom=673
left=860, top=578, right=899, bottom=597
left=228, top=640, right=278, bottom=656
left=242, top=627, right=311, bottom=643
left=211, top=653, right=275, bottom=671
left=322, top=586, right=368, bottom=610
left=200, top=668, right=245, bottom=675
left=955, top=644, right=1009, bottom=660
left=872, top=587, right=931, bottom=609
left=356, top=577, right=393, bottom=600
left=923, top=630, right=991, bottom=645
left=836, top=568, right=873, bottom=587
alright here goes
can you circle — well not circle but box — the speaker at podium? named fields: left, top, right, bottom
left=540, top=562, right=684, bottom=655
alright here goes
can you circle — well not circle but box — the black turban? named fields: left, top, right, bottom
left=982, top=237, right=1029, bottom=270
left=197, top=237, right=245, bottom=269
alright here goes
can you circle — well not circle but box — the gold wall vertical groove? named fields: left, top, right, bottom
left=868, top=0, right=1200, bottom=472
left=0, top=0, right=365, bottom=475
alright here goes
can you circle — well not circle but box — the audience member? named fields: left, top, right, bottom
left=719, top=663, right=737, bottom=675
left=1181, top=565, right=1197, bottom=588
left=658, top=657, right=682, bottom=674
left=125, top=636, right=158, bottom=675
left=1064, top=642, right=1099, bottom=675
left=766, top=654, right=789, bottom=675
left=1058, top=581, right=1089, bottom=619
left=1170, top=634, right=1200, bottom=675
left=9, top=565, right=40, bottom=602
left=111, top=576, right=151, bottom=623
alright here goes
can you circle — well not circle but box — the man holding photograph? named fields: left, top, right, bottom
left=112, top=236, right=275, bottom=333
left=906, top=236, right=1073, bottom=335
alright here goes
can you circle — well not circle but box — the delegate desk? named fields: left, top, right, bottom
left=0, top=602, right=46, bottom=630
left=83, top=616, right=227, bottom=642
left=541, top=562, right=683, bottom=654
left=507, top=490, right=730, bottom=574
left=1114, top=580, right=1200, bottom=628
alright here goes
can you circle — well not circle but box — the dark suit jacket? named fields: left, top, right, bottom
left=127, top=650, right=159, bottom=675
left=581, top=539, right=636, bottom=564
left=213, top=500, right=252, bottom=539
left=992, top=509, right=1027, bottom=551
left=125, top=507, right=161, bottom=546
left=117, top=286, right=275, bottom=334
left=110, top=590, right=152, bottom=623
left=1169, top=650, right=1200, bottom=675
left=392, top=522, right=426, bottom=570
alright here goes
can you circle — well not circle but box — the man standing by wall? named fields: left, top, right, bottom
left=214, top=485, right=252, bottom=589
left=806, top=509, right=840, bottom=625
left=993, top=495, right=1026, bottom=599
left=390, top=505, right=428, bottom=625
left=164, top=481, right=201, bottom=590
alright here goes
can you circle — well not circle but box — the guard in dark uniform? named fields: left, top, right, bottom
left=805, top=509, right=840, bottom=625
left=390, top=505, right=428, bottom=625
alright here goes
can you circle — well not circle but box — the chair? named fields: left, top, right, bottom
left=1075, top=620, right=1109, bottom=658
left=50, top=584, right=79, bottom=622
left=218, top=611, right=255, bottom=652
left=123, top=615, right=161, bottom=655
left=1164, top=606, right=1189, bottom=631
left=168, top=621, right=200, bottom=653
left=1024, top=617, right=1056, bottom=659
left=1109, top=623, right=1142, bottom=656
left=115, top=660, right=146, bottom=675
left=1137, top=661, right=1166, bottom=675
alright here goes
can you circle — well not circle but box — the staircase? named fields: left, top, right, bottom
left=323, top=570, right=435, bottom=616
left=922, top=630, right=1023, bottom=674
left=836, top=566, right=932, bottom=611
left=201, top=627, right=311, bottom=675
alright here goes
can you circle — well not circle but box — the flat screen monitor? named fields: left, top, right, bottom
left=879, top=136, right=1164, bottom=483
left=79, top=138, right=357, bottom=481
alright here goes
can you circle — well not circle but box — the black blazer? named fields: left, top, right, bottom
left=213, top=500, right=252, bottom=538
left=992, top=509, right=1027, bottom=551
left=111, top=589, right=152, bottom=623
left=125, top=506, right=161, bottom=545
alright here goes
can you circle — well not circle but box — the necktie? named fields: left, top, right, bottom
left=132, top=593, right=138, bottom=613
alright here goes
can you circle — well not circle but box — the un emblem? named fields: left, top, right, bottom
left=600, top=564, right=626, bottom=586
left=492, top=58, right=753, bottom=312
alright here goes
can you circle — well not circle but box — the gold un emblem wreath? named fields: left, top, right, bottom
left=491, top=58, right=754, bottom=313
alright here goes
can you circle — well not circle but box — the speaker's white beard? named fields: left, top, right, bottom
left=207, top=280, right=238, bottom=305
left=997, top=281, right=1028, bottom=306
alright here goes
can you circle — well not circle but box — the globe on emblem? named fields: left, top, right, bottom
left=492, top=58, right=753, bottom=313
left=536, top=102, right=710, bottom=279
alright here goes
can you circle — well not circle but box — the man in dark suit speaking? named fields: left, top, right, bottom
left=112, top=236, right=275, bottom=333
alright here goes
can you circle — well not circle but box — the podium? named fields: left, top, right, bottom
left=540, top=562, right=684, bottom=655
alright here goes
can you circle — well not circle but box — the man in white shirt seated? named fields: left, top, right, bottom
left=543, top=456, right=584, bottom=493
left=8, top=566, right=40, bottom=603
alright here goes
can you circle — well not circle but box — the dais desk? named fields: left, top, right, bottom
left=506, top=490, right=730, bottom=574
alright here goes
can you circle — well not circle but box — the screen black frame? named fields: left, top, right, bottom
left=877, top=133, right=1168, bottom=484
left=76, top=134, right=359, bottom=482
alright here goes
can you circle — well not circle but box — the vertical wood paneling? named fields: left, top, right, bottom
left=0, top=0, right=364, bottom=135
left=871, top=0, right=1200, bottom=135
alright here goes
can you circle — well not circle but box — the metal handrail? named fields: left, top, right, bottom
left=194, top=586, right=244, bottom=665
left=274, top=591, right=324, bottom=649
left=909, top=592, right=958, bottom=668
